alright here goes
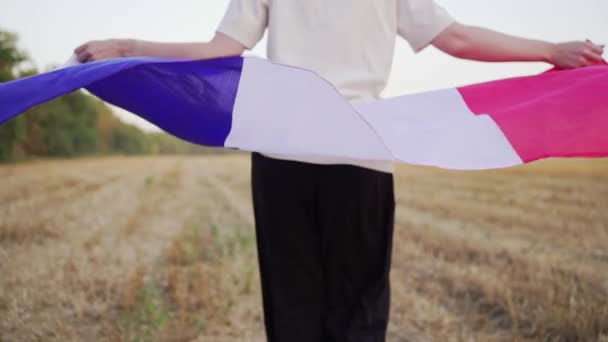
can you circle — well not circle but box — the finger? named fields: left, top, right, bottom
left=88, top=52, right=105, bottom=62
left=577, top=56, right=591, bottom=67
left=88, top=53, right=103, bottom=62
left=78, top=51, right=93, bottom=63
left=74, top=43, right=89, bottom=54
left=75, top=51, right=85, bottom=62
left=586, top=42, right=604, bottom=55
left=583, top=50, right=604, bottom=64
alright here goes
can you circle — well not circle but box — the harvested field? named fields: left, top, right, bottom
left=1, top=155, right=607, bottom=341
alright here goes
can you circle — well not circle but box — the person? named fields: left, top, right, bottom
left=74, top=1, right=604, bottom=341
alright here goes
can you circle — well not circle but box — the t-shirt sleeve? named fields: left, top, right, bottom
left=397, top=0, right=455, bottom=52
left=216, top=0, right=268, bottom=50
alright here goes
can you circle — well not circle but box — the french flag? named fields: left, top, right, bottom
left=1, top=56, right=607, bottom=170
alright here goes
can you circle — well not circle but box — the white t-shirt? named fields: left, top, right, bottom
left=217, top=0, right=455, bottom=173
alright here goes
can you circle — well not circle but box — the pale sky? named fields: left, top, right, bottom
left=1, top=0, right=607, bottom=130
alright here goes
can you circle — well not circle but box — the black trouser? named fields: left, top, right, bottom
left=251, top=153, right=395, bottom=342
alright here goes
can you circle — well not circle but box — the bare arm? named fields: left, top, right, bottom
left=432, top=23, right=604, bottom=69
left=74, top=32, right=245, bottom=63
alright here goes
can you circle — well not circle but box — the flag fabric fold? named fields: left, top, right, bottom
left=1, top=56, right=606, bottom=170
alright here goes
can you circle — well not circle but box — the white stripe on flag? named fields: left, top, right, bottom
left=227, top=58, right=522, bottom=170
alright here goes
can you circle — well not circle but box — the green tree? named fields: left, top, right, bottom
left=0, top=31, right=26, bottom=81
left=0, top=30, right=28, bottom=161
left=110, top=123, right=150, bottom=155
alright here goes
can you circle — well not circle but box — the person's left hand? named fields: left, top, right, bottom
left=74, top=39, right=132, bottom=63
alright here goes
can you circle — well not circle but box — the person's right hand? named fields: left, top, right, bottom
left=548, top=40, right=605, bottom=69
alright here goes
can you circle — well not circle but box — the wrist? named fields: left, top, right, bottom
left=542, top=42, right=557, bottom=64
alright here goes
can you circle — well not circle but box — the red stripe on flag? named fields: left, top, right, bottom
left=457, top=65, right=608, bottom=163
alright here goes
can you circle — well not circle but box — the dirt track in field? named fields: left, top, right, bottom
left=1, top=155, right=607, bottom=341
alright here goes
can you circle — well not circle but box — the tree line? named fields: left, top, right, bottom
left=0, top=29, right=226, bottom=162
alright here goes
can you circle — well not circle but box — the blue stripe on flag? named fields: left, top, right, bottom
left=0, top=56, right=244, bottom=147
left=87, top=57, right=243, bottom=146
